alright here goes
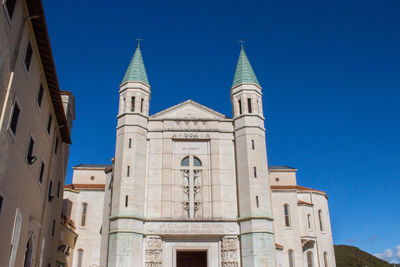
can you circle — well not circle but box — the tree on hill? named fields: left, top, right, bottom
left=335, top=245, right=399, bottom=267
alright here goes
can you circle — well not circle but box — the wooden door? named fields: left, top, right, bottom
left=176, top=251, right=207, bottom=267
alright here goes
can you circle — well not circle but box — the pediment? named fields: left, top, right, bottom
left=150, top=100, right=228, bottom=120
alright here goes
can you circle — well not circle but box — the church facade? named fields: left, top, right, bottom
left=64, top=45, right=336, bottom=267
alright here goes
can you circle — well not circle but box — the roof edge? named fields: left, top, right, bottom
left=26, top=0, right=71, bottom=144
left=150, top=99, right=229, bottom=119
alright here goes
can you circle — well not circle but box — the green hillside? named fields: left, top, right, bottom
left=335, top=245, right=398, bottom=267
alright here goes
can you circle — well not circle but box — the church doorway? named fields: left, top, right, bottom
left=176, top=251, right=207, bottom=267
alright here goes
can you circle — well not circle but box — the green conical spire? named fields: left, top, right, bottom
left=122, top=44, right=149, bottom=85
left=232, top=45, right=260, bottom=87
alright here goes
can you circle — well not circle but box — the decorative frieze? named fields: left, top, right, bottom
left=145, top=222, right=239, bottom=235
left=221, top=236, right=240, bottom=267
left=145, top=236, right=162, bottom=267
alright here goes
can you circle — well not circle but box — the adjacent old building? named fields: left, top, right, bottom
left=63, top=164, right=111, bottom=267
left=64, top=44, right=335, bottom=267
left=270, top=167, right=335, bottom=267
left=0, top=0, right=75, bottom=266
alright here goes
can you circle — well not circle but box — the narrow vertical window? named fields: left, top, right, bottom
left=39, top=162, right=45, bottom=183
left=48, top=180, right=53, bottom=201
left=0, top=195, right=3, bottom=217
left=127, top=166, right=130, bottom=177
left=323, top=252, right=328, bottom=267
left=128, top=138, right=132, bottom=148
left=24, top=42, right=33, bottom=71
left=27, top=137, right=37, bottom=165
left=256, top=196, right=259, bottom=208
left=284, top=204, right=290, bottom=227
left=51, top=219, right=55, bottom=236
left=57, top=182, right=61, bottom=198
left=47, top=115, right=52, bottom=134
left=238, top=99, right=242, bottom=114
left=318, top=209, right=324, bottom=231
left=125, top=195, right=128, bottom=207
left=140, top=98, right=144, bottom=113
left=307, top=251, right=313, bottom=267
left=37, top=84, right=44, bottom=107
left=247, top=98, right=252, bottom=113
left=131, top=97, right=135, bottom=112
left=77, top=249, right=83, bottom=267
left=27, top=137, right=35, bottom=164
left=54, top=138, right=59, bottom=155
left=288, top=249, right=294, bottom=267
left=9, top=101, right=20, bottom=135
left=251, top=140, right=255, bottom=150
left=253, top=167, right=257, bottom=178
left=9, top=209, right=22, bottom=266
left=81, top=203, right=87, bottom=227
left=307, top=214, right=311, bottom=229
left=5, top=0, right=17, bottom=19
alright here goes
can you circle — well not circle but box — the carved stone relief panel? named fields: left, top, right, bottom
left=221, top=236, right=240, bottom=267
left=174, top=141, right=210, bottom=219
left=145, top=236, right=163, bottom=267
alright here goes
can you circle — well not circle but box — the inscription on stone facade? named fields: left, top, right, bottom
left=174, top=141, right=208, bottom=155
left=221, top=236, right=240, bottom=267
left=145, top=236, right=162, bottom=267
left=145, top=222, right=239, bottom=235
left=172, top=133, right=211, bottom=140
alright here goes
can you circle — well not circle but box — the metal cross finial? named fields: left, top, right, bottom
left=237, top=40, right=246, bottom=49
left=136, top=38, right=143, bottom=48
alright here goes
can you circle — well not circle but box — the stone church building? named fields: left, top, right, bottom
left=64, top=45, right=336, bottom=267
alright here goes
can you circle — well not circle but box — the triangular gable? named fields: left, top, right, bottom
left=150, top=100, right=229, bottom=120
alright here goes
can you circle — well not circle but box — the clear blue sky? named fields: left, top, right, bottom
left=43, top=0, right=400, bottom=261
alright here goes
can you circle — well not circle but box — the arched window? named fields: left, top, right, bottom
left=307, top=251, right=313, bottom=267
left=288, top=249, right=294, bottom=267
left=81, top=203, right=87, bottom=227
left=284, top=204, right=290, bottom=227
left=180, top=155, right=203, bottom=219
left=323, top=252, right=328, bottom=267
left=318, top=209, right=324, bottom=231
left=181, top=156, right=189, bottom=166
left=181, top=156, right=202, bottom=167
left=77, top=249, right=83, bottom=267
left=307, top=214, right=311, bottom=229
left=193, top=156, right=202, bottom=166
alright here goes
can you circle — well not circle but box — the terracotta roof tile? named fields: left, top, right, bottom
left=297, top=200, right=314, bottom=206
left=271, top=185, right=327, bottom=197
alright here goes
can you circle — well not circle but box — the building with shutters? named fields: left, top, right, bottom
left=0, top=0, right=75, bottom=266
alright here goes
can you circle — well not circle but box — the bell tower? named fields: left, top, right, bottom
left=107, top=43, right=150, bottom=266
left=231, top=45, right=276, bottom=267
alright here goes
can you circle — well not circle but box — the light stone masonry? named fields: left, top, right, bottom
left=64, top=45, right=336, bottom=267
